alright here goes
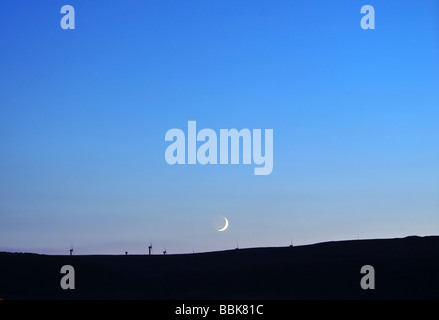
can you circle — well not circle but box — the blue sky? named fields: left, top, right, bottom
left=1, top=0, right=438, bottom=254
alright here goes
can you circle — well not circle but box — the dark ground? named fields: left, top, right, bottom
left=1, top=236, right=438, bottom=299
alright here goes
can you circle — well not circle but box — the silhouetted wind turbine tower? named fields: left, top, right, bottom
left=148, top=242, right=152, bottom=255
left=69, top=246, right=73, bottom=256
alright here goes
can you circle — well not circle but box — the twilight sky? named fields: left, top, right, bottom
left=1, top=0, right=438, bottom=254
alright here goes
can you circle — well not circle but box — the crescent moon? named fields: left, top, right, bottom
left=217, top=217, right=229, bottom=232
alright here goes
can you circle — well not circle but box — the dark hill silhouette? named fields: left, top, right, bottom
left=1, top=236, right=438, bottom=299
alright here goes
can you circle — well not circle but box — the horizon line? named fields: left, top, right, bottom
left=1, top=234, right=435, bottom=256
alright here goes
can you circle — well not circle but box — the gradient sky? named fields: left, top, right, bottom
left=1, top=0, right=438, bottom=254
